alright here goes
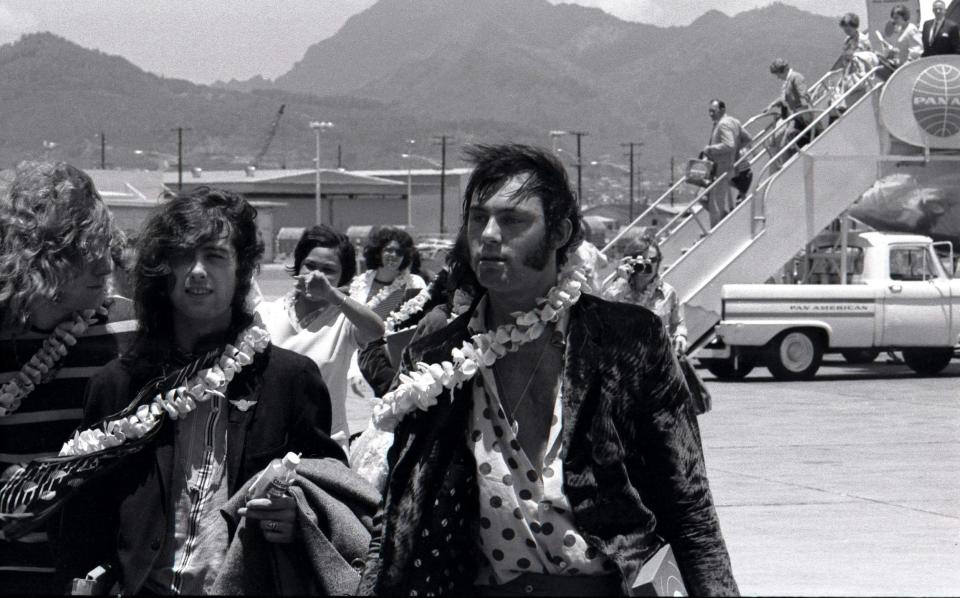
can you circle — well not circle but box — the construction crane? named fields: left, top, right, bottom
left=252, top=104, right=285, bottom=169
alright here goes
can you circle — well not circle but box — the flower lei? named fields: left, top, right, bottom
left=349, top=270, right=412, bottom=310
left=384, top=282, right=434, bottom=333
left=0, top=304, right=111, bottom=418
left=58, top=325, right=271, bottom=457
left=371, top=266, right=588, bottom=430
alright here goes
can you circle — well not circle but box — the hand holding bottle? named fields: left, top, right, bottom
left=239, top=452, right=300, bottom=543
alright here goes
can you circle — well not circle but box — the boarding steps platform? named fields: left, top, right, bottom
left=664, top=68, right=885, bottom=349
left=599, top=64, right=888, bottom=350
left=656, top=68, right=845, bottom=267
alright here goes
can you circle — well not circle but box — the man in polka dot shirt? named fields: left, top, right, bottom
left=358, top=144, right=738, bottom=596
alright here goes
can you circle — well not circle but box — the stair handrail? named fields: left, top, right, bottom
left=756, top=66, right=882, bottom=185
left=735, top=113, right=798, bottom=172
left=736, top=103, right=831, bottom=176
left=752, top=66, right=884, bottom=235
left=659, top=66, right=882, bottom=290
left=742, top=111, right=778, bottom=131
left=598, top=171, right=730, bottom=289
left=743, top=107, right=828, bottom=184
left=646, top=114, right=799, bottom=254
left=598, top=177, right=689, bottom=255
left=744, top=67, right=839, bottom=135
left=653, top=172, right=728, bottom=241
left=596, top=66, right=847, bottom=261
left=808, top=68, right=844, bottom=105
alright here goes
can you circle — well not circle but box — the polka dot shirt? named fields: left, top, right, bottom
left=467, top=300, right=614, bottom=587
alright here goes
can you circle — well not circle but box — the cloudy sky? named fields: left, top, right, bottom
left=0, top=0, right=898, bottom=84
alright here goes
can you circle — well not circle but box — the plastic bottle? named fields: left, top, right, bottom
left=246, top=452, right=300, bottom=500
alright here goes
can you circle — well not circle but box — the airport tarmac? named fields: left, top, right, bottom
left=697, top=358, right=960, bottom=596
left=344, top=357, right=960, bottom=596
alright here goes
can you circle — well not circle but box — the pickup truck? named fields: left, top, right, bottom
left=700, top=232, right=960, bottom=380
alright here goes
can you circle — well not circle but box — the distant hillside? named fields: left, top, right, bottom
left=0, top=0, right=845, bottom=200
left=0, top=33, right=538, bottom=172
left=271, top=0, right=842, bottom=163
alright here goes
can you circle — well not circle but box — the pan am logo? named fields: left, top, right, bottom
left=912, top=64, right=960, bottom=138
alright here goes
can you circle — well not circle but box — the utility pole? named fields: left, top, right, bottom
left=100, top=132, right=106, bottom=169
left=171, top=127, right=192, bottom=190
left=337, top=144, right=342, bottom=169
left=433, top=135, right=450, bottom=234
left=569, top=131, right=588, bottom=203
left=622, top=141, right=643, bottom=222
left=670, top=155, right=676, bottom=206
left=310, top=121, right=334, bottom=225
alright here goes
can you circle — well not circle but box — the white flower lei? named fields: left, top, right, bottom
left=348, top=270, right=412, bottom=310
left=371, top=266, right=588, bottom=431
left=384, top=282, right=434, bottom=333
left=58, top=324, right=271, bottom=457
left=0, top=303, right=111, bottom=418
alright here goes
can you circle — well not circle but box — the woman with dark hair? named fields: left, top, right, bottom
left=351, top=227, right=426, bottom=319
left=602, top=235, right=686, bottom=353
left=602, top=235, right=712, bottom=416
left=257, top=225, right=384, bottom=443
left=878, top=4, right=922, bottom=66
left=839, top=12, right=871, bottom=54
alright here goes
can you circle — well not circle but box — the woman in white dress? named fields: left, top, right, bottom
left=256, top=226, right=384, bottom=445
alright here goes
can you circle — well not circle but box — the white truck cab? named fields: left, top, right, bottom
left=702, top=232, right=960, bottom=380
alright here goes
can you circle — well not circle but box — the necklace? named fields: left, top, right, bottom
left=370, top=264, right=588, bottom=431
left=349, top=271, right=410, bottom=310
left=384, top=282, right=434, bottom=333
left=0, top=302, right=109, bottom=418
left=494, top=337, right=551, bottom=423
left=59, top=323, right=270, bottom=457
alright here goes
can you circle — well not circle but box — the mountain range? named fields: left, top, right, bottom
left=0, top=0, right=843, bottom=194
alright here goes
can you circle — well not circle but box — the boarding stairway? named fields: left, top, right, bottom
left=600, top=65, right=887, bottom=350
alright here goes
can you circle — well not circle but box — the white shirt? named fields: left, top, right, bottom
left=257, top=294, right=361, bottom=439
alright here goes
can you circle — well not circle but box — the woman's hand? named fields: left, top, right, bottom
left=296, top=270, right=339, bottom=304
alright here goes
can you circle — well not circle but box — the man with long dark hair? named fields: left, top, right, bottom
left=55, top=187, right=345, bottom=595
left=358, top=144, right=737, bottom=596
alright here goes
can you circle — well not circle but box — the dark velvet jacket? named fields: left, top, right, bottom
left=357, top=293, right=738, bottom=596
left=52, top=344, right=347, bottom=594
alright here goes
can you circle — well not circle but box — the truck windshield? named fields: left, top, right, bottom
left=889, top=246, right=938, bottom=281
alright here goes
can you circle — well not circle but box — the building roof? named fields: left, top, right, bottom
left=86, top=169, right=168, bottom=203
left=162, top=168, right=403, bottom=187
left=352, top=168, right=473, bottom=177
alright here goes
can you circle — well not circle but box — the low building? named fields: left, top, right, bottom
left=350, top=168, right=472, bottom=237
left=163, top=168, right=407, bottom=237
left=87, top=169, right=285, bottom=262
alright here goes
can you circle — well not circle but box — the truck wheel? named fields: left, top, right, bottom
left=901, top=348, right=954, bottom=376
left=702, top=356, right=754, bottom=380
left=766, top=330, right=823, bottom=380
left=840, top=349, right=880, bottom=364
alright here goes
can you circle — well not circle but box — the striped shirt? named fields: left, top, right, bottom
left=0, top=298, right=137, bottom=590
